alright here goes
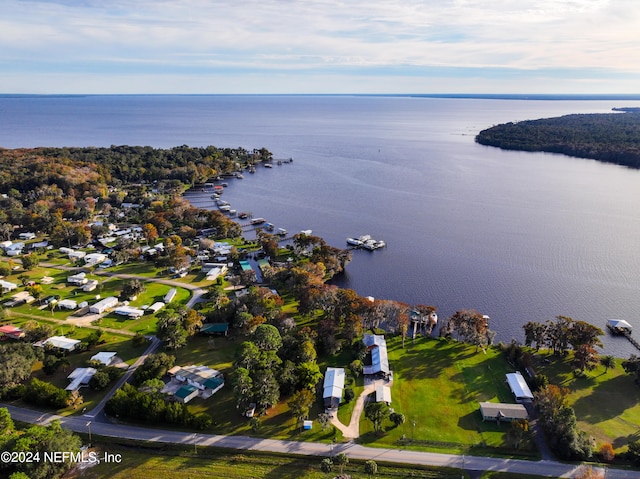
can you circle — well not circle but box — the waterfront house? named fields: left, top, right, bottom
left=363, top=334, right=391, bottom=378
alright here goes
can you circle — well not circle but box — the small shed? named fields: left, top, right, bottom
left=303, top=420, right=313, bottom=430
left=375, top=384, right=392, bottom=405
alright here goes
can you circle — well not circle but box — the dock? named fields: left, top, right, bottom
left=623, top=331, right=640, bottom=352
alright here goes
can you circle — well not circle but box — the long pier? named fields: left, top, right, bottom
left=623, top=331, right=640, bottom=351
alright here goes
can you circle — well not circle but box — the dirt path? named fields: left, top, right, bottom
left=330, top=383, right=376, bottom=439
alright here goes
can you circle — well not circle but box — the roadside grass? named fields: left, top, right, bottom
left=357, top=336, right=537, bottom=457
left=536, top=351, right=640, bottom=453
left=70, top=443, right=467, bottom=479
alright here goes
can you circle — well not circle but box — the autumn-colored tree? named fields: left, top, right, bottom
left=598, top=443, right=614, bottom=463
left=507, top=419, right=529, bottom=449
left=142, top=223, right=159, bottom=244
left=446, top=309, right=495, bottom=352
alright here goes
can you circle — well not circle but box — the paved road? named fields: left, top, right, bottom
left=3, top=404, right=638, bottom=478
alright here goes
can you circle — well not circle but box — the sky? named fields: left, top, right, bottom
left=1, top=0, right=639, bottom=94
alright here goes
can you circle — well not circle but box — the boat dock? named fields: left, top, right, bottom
left=606, top=319, right=640, bottom=351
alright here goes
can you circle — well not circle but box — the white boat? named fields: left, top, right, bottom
left=219, top=205, right=231, bottom=212
left=277, top=228, right=288, bottom=235
left=264, top=163, right=273, bottom=168
left=362, top=239, right=378, bottom=251
left=347, top=237, right=364, bottom=246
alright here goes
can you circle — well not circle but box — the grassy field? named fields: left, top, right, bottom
left=68, top=442, right=470, bottom=479
left=535, top=351, right=640, bottom=453
left=354, top=336, right=536, bottom=457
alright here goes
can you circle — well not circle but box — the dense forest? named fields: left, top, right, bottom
left=475, top=110, right=640, bottom=168
left=0, top=145, right=272, bottom=237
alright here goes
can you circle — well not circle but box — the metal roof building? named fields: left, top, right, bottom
left=506, top=372, right=534, bottom=403
left=363, top=334, right=390, bottom=376
left=323, top=367, right=345, bottom=410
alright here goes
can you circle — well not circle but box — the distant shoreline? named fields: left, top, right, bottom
left=2, top=93, right=640, bottom=101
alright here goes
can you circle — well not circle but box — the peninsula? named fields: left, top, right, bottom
left=475, top=109, right=640, bottom=168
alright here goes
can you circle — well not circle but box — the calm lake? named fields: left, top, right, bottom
left=2, top=94, right=640, bottom=356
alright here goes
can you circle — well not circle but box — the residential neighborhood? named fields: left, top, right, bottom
left=0, top=145, right=637, bottom=479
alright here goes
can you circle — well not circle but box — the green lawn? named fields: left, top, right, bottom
left=535, top=351, right=640, bottom=453
left=72, top=442, right=468, bottom=479
left=357, top=336, right=537, bottom=457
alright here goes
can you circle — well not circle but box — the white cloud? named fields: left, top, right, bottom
left=1, top=0, right=639, bottom=92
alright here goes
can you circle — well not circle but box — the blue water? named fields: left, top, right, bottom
left=2, top=94, right=640, bottom=357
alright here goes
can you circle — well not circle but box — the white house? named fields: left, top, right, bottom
left=0, top=240, right=12, bottom=250
left=0, top=280, right=18, bottom=292
left=164, top=288, right=177, bottom=303
left=68, top=250, right=86, bottom=261
left=82, top=279, right=99, bottom=292
left=67, top=272, right=88, bottom=285
left=18, top=232, right=36, bottom=240
left=6, top=242, right=25, bottom=256
left=114, top=305, right=145, bottom=318
left=163, top=365, right=225, bottom=403
left=84, top=253, right=107, bottom=265
left=90, top=351, right=121, bottom=366
left=202, top=263, right=228, bottom=281
left=146, top=302, right=165, bottom=314
left=363, top=334, right=391, bottom=377
left=37, top=336, right=81, bottom=352
left=58, top=299, right=78, bottom=310
left=89, top=296, right=118, bottom=314
left=66, top=367, right=97, bottom=391
left=479, top=402, right=528, bottom=422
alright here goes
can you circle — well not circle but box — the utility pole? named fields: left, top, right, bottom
left=86, top=421, right=92, bottom=446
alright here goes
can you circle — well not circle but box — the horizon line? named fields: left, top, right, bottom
left=2, top=93, right=640, bottom=101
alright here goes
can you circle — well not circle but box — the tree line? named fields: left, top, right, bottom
left=476, top=111, right=640, bottom=169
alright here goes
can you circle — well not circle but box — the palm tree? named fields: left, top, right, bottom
left=600, top=355, right=616, bottom=373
